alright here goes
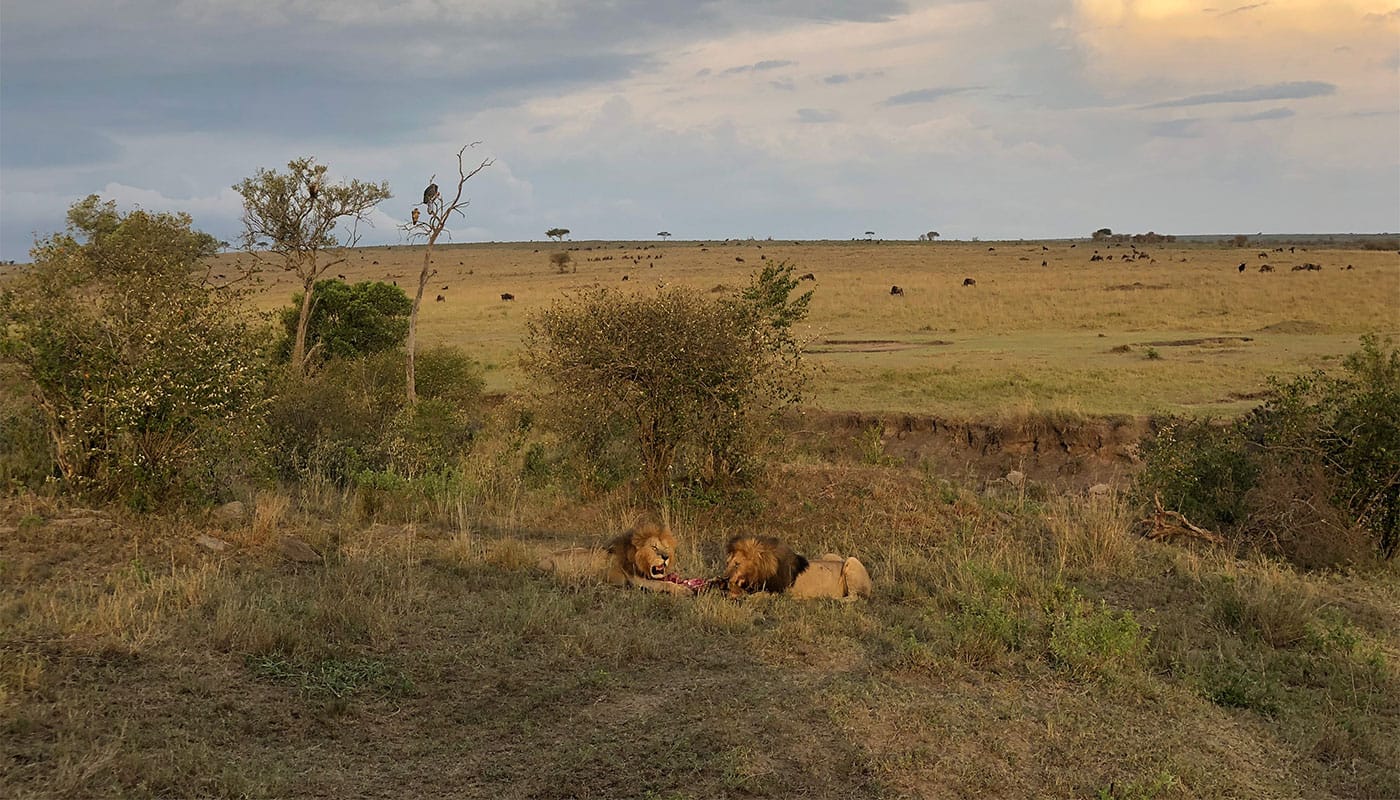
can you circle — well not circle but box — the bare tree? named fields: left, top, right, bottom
left=234, top=157, right=391, bottom=371
left=402, top=143, right=493, bottom=404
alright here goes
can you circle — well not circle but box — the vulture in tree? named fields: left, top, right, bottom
left=422, top=183, right=440, bottom=205
left=411, top=208, right=421, bottom=225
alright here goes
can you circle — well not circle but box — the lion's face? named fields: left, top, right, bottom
left=724, top=537, right=780, bottom=598
left=612, top=522, right=678, bottom=580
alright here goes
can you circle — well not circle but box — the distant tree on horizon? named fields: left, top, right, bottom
left=657, top=231, right=671, bottom=240
left=547, top=228, right=570, bottom=241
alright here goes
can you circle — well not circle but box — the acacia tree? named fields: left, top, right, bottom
left=546, top=228, right=570, bottom=241
left=234, top=158, right=391, bottom=371
left=403, top=143, right=493, bottom=404
left=657, top=231, right=671, bottom=241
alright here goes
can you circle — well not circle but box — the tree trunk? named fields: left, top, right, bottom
left=292, top=274, right=315, bottom=371
left=406, top=237, right=437, bottom=406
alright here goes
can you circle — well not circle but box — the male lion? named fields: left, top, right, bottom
left=723, top=535, right=872, bottom=601
left=537, top=519, right=693, bottom=596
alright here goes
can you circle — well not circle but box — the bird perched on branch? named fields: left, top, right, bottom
left=422, top=183, right=439, bottom=205
left=411, top=208, right=420, bottom=225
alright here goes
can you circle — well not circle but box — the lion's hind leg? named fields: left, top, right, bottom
left=840, top=556, right=873, bottom=599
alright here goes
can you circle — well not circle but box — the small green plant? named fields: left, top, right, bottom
left=248, top=654, right=412, bottom=700
left=1095, top=770, right=1178, bottom=800
left=1047, top=592, right=1147, bottom=680
left=1143, top=347, right=1161, bottom=360
left=858, top=423, right=899, bottom=466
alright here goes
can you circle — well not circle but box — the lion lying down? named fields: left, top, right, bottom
left=723, top=535, right=872, bottom=601
left=537, top=519, right=695, bottom=596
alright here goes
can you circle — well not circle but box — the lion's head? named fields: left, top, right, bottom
left=607, top=520, right=679, bottom=580
left=724, top=536, right=807, bottom=597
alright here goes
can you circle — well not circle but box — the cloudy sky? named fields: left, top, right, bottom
left=2, top=0, right=1397, bottom=260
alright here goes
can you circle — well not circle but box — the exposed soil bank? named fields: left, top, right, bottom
left=788, top=410, right=1158, bottom=488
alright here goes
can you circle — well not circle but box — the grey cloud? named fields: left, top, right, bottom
left=770, top=79, right=797, bottom=91
left=1232, top=107, right=1294, bottom=122
left=882, top=86, right=977, bottom=106
left=1142, top=81, right=1336, bottom=109
left=1150, top=118, right=1204, bottom=138
left=796, top=108, right=840, bottom=123
left=0, top=118, right=122, bottom=168
left=824, top=71, right=883, bottom=85
left=722, top=59, right=797, bottom=75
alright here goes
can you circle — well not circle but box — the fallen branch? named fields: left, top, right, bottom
left=1140, top=495, right=1226, bottom=546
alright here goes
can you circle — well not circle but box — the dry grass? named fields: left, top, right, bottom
left=4, top=474, right=1396, bottom=799
left=210, top=240, right=1399, bottom=417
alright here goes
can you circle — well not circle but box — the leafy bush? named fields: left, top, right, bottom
left=0, top=365, right=53, bottom=489
left=0, top=196, right=265, bottom=507
left=1243, top=335, right=1400, bottom=558
left=523, top=260, right=811, bottom=500
left=264, top=346, right=483, bottom=484
left=276, top=279, right=411, bottom=364
left=1136, top=418, right=1256, bottom=528
left=1137, top=336, right=1399, bottom=563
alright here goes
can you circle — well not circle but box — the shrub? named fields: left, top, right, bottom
left=0, top=196, right=265, bottom=507
left=523, top=261, right=811, bottom=500
left=275, top=279, right=411, bottom=364
left=1136, top=418, right=1256, bottom=529
left=264, top=346, right=483, bottom=485
left=0, top=365, right=52, bottom=489
left=1137, top=336, right=1399, bottom=563
left=549, top=251, right=573, bottom=273
left=1242, top=335, right=1400, bottom=559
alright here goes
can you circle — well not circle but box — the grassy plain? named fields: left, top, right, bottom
left=218, top=238, right=1399, bottom=417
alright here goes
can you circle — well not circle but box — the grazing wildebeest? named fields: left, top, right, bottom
left=1346, top=264, right=1354, bottom=270
left=436, top=295, right=445, bottom=302
left=890, top=285, right=905, bottom=297
left=1238, top=263, right=1246, bottom=272
left=735, top=257, right=745, bottom=263
left=799, top=273, right=815, bottom=281
left=622, top=275, right=629, bottom=281
left=441, top=285, right=448, bottom=290
left=501, top=292, right=515, bottom=301
left=337, top=274, right=346, bottom=280
left=1041, top=260, right=1048, bottom=266
left=962, top=278, right=976, bottom=286
left=1260, top=264, right=1274, bottom=272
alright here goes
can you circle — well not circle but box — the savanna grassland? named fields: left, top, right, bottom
left=3, top=238, right=1398, bottom=799
left=217, top=238, right=1400, bottom=417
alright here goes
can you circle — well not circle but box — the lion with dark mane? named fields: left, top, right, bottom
left=723, top=535, right=872, bottom=601
left=537, top=518, right=693, bottom=596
